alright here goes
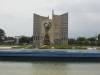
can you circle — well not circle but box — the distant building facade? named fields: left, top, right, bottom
left=33, top=11, right=68, bottom=48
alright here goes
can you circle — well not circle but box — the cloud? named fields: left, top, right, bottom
left=69, top=12, right=100, bottom=38
left=0, top=0, right=100, bottom=38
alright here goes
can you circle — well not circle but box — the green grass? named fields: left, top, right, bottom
left=39, top=45, right=88, bottom=49
left=40, top=45, right=71, bottom=49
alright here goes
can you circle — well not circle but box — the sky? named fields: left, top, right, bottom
left=0, top=0, right=100, bottom=38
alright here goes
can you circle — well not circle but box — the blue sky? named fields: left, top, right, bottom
left=0, top=0, right=100, bottom=38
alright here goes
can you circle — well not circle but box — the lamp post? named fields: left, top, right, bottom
left=15, top=36, right=20, bottom=45
left=95, top=35, right=98, bottom=46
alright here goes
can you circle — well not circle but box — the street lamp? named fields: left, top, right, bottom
left=15, top=36, right=20, bottom=45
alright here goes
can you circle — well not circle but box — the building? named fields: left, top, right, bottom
left=33, top=11, right=68, bottom=48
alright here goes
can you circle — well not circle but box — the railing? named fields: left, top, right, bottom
left=0, top=50, right=100, bottom=62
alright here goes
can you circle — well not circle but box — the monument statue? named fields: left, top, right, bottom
left=43, top=21, right=52, bottom=45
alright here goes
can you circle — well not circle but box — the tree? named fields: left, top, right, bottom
left=87, top=37, right=96, bottom=46
left=68, top=38, right=76, bottom=45
left=29, top=36, right=33, bottom=44
left=77, top=37, right=86, bottom=41
left=19, top=36, right=30, bottom=45
left=87, top=37, right=96, bottom=41
left=76, top=37, right=86, bottom=45
left=97, top=34, right=100, bottom=46
left=98, top=34, right=100, bottom=40
left=4, top=37, right=16, bottom=45
left=0, top=28, right=5, bottom=43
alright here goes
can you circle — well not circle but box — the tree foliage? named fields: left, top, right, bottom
left=19, top=36, right=31, bottom=44
left=98, top=34, right=100, bottom=40
left=0, top=28, right=5, bottom=43
left=68, top=35, right=100, bottom=46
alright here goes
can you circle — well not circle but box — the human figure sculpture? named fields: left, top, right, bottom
left=43, top=21, right=51, bottom=45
